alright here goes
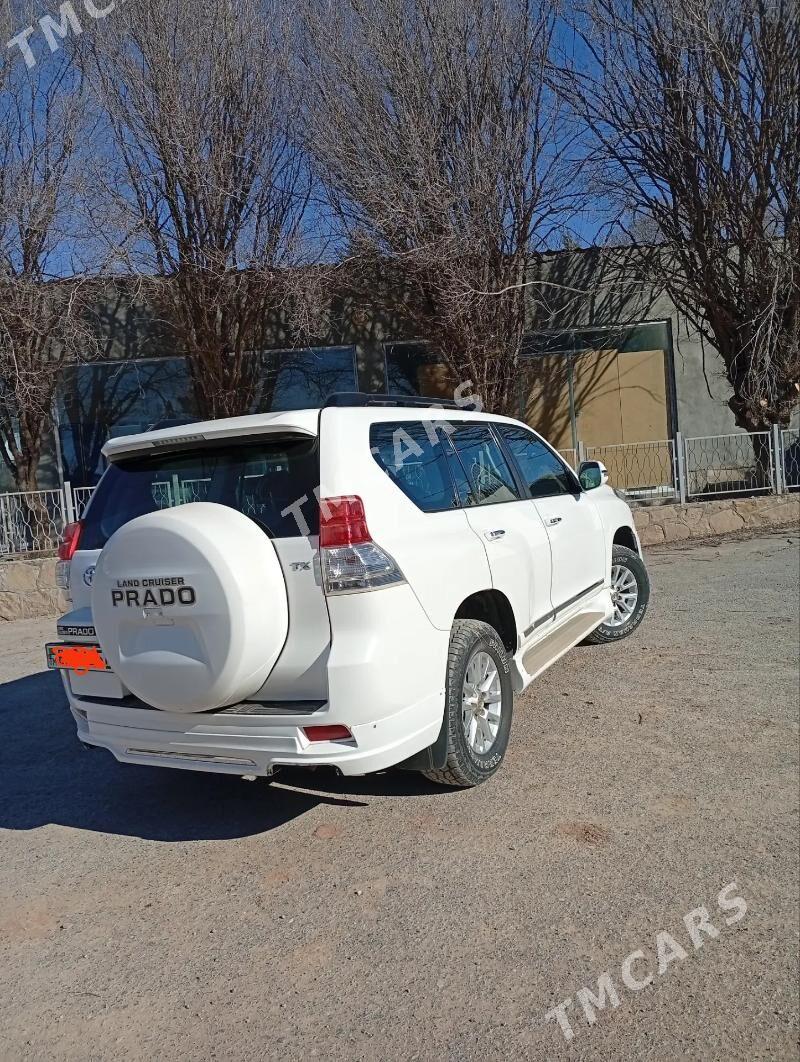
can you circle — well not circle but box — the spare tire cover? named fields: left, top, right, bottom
left=92, top=502, right=289, bottom=712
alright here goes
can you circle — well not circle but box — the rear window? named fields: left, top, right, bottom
left=370, top=422, right=456, bottom=512
left=81, top=437, right=319, bottom=549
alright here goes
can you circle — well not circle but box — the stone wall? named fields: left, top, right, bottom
left=633, top=494, right=799, bottom=546
left=0, top=494, right=798, bottom=620
left=0, top=557, right=68, bottom=621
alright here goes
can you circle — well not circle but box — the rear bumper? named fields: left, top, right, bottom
left=67, top=685, right=443, bottom=777
left=58, top=582, right=449, bottom=777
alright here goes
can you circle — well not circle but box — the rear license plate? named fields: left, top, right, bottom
left=46, top=643, right=110, bottom=674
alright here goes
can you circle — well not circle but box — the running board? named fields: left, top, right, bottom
left=512, top=608, right=607, bottom=693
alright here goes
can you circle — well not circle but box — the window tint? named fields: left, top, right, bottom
left=499, top=426, right=575, bottom=498
left=448, top=424, right=520, bottom=506
left=370, top=422, right=456, bottom=512
left=81, top=438, right=319, bottom=548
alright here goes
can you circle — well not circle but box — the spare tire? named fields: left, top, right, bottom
left=91, top=502, right=288, bottom=713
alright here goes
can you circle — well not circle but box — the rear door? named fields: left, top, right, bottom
left=497, top=425, right=606, bottom=618
left=444, top=422, right=553, bottom=640
left=68, top=433, right=330, bottom=701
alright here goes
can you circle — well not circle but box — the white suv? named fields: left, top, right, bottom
left=48, top=394, right=649, bottom=788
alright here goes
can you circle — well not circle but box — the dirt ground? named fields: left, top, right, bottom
left=1, top=532, right=798, bottom=1061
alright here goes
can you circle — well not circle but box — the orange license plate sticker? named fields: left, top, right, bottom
left=46, top=643, right=109, bottom=674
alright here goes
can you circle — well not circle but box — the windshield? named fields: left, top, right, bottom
left=80, top=436, right=319, bottom=549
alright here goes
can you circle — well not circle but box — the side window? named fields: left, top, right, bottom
left=447, top=424, right=520, bottom=506
left=370, top=422, right=457, bottom=512
left=499, top=425, right=576, bottom=499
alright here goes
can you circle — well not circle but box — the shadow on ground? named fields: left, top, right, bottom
left=0, top=671, right=440, bottom=842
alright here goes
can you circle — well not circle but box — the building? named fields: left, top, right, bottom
left=2, top=246, right=790, bottom=492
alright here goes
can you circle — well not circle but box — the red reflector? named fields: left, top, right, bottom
left=319, top=495, right=371, bottom=548
left=303, top=724, right=353, bottom=743
left=58, top=521, right=83, bottom=561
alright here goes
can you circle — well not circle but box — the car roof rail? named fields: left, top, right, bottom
left=323, top=392, right=468, bottom=411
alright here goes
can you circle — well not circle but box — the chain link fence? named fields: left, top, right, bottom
left=71, top=486, right=96, bottom=519
left=1, top=427, right=798, bottom=556
left=684, top=431, right=775, bottom=498
left=585, top=440, right=677, bottom=501
left=0, top=489, right=69, bottom=556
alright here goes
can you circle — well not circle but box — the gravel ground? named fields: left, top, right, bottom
left=1, top=532, right=798, bottom=1061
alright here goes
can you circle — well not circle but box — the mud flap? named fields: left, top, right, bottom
left=395, top=711, right=448, bottom=772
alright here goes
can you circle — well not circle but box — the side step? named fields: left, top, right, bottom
left=513, top=608, right=607, bottom=693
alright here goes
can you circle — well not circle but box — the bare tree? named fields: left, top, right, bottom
left=298, top=0, right=583, bottom=415
left=0, top=3, right=98, bottom=492
left=576, top=0, right=800, bottom=433
left=84, top=0, right=314, bottom=420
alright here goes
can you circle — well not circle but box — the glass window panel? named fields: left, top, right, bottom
left=57, top=358, right=193, bottom=486
left=370, top=422, right=456, bottom=512
left=499, top=425, right=575, bottom=498
left=81, top=438, right=319, bottom=548
left=254, top=347, right=357, bottom=412
left=448, top=424, right=520, bottom=506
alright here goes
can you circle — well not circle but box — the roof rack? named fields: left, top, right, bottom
left=323, top=392, right=468, bottom=411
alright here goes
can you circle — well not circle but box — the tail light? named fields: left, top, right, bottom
left=319, top=495, right=370, bottom=547
left=58, top=521, right=83, bottom=561
left=319, top=496, right=405, bottom=595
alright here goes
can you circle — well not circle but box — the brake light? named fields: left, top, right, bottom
left=58, top=521, right=83, bottom=561
left=303, top=724, right=353, bottom=742
left=318, top=495, right=405, bottom=595
left=319, top=496, right=370, bottom=547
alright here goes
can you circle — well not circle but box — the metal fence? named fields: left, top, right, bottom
left=782, top=428, right=800, bottom=489
left=684, top=431, right=775, bottom=498
left=585, top=440, right=678, bottom=501
left=0, top=426, right=798, bottom=556
left=0, top=489, right=68, bottom=556
left=71, top=486, right=96, bottom=519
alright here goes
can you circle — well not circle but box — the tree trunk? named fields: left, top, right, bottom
left=728, top=397, right=776, bottom=491
left=14, top=417, right=53, bottom=552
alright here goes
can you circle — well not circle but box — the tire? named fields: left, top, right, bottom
left=585, top=544, right=650, bottom=644
left=423, top=619, right=514, bottom=788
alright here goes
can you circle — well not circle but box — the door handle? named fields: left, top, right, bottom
left=484, top=529, right=506, bottom=540
left=545, top=516, right=563, bottom=526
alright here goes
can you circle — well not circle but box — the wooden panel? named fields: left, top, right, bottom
left=416, top=362, right=457, bottom=399
left=572, top=349, right=623, bottom=447
left=522, top=355, right=573, bottom=450
left=617, top=349, right=669, bottom=443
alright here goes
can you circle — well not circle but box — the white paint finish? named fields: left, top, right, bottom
left=533, top=491, right=607, bottom=611
left=102, top=409, right=320, bottom=461
left=318, top=406, right=493, bottom=632
left=91, top=503, right=289, bottom=712
left=253, top=536, right=330, bottom=701
left=50, top=401, right=645, bottom=778
left=462, top=499, right=552, bottom=639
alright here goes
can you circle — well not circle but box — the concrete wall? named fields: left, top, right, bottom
left=0, top=557, right=68, bottom=621
left=530, top=248, right=746, bottom=440
left=633, top=494, right=799, bottom=546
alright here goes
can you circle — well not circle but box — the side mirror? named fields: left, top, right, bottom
left=578, top=460, right=608, bottom=490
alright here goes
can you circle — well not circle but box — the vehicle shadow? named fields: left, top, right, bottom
left=0, top=670, right=389, bottom=842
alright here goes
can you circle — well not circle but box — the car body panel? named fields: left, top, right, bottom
left=52, top=402, right=645, bottom=778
